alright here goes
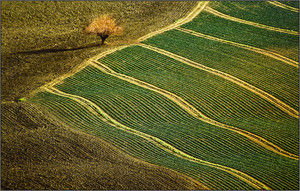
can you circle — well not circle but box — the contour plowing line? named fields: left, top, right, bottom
left=29, top=1, right=209, bottom=99
left=204, top=6, right=298, bottom=35
left=138, top=1, right=209, bottom=42
left=176, top=27, right=298, bottom=68
left=268, top=1, right=299, bottom=13
left=90, top=61, right=299, bottom=161
left=43, top=86, right=271, bottom=190
left=139, top=43, right=299, bottom=119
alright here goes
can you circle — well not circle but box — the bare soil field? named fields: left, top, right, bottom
left=1, top=2, right=205, bottom=189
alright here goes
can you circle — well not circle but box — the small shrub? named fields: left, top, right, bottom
left=85, top=15, right=123, bottom=45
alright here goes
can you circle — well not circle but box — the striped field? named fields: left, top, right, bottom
left=181, top=10, right=299, bottom=61
left=208, top=1, right=299, bottom=31
left=29, top=67, right=298, bottom=189
left=26, top=1, right=299, bottom=190
left=97, top=45, right=298, bottom=156
left=142, top=30, right=299, bottom=111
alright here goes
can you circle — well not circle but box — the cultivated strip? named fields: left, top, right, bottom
left=138, top=43, right=299, bottom=119
left=204, top=6, right=298, bottom=35
left=26, top=1, right=209, bottom=100
left=176, top=27, right=298, bottom=68
left=90, top=61, right=299, bottom=161
left=268, top=1, right=299, bottom=13
left=138, top=1, right=209, bottom=42
left=43, top=86, right=271, bottom=190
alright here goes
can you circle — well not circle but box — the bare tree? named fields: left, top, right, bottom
left=85, top=15, right=123, bottom=45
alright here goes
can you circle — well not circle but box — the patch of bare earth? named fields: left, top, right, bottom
left=1, top=2, right=208, bottom=190
left=1, top=102, right=206, bottom=190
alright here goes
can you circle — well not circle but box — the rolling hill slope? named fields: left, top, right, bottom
left=20, top=1, right=299, bottom=190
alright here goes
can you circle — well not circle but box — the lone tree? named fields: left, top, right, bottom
left=85, top=15, right=123, bottom=45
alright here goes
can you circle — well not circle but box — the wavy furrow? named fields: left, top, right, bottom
left=176, top=27, right=298, bottom=68
left=62, top=65, right=298, bottom=155
left=101, top=48, right=288, bottom=119
left=140, top=30, right=299, bottom=111
left=268, top=1, right=299, bottom=13
left=32, top=93, right=259, bottom=190
left=138, top=43, right=299, bottom=119
left=95, top=51, right=299, bottom=152
left=90, top=61, right=298, bottom=160
left=43, top=86, right=271, bottom=190
left=204, top=6, right=298, bottom=35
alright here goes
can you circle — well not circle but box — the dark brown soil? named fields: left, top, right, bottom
left=1, top=102, right=206, bottom=190
left=1, top=2, right=207, bottom=190
left=1, top=1, right=197, bottom=102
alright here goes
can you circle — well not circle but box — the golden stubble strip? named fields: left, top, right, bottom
left=90, top=61, right=299, bottom=161
left=43, top=86, right=271, bottom=190
left=138, top=1, right=209, bottom=42
left=204, top=6, right=299, bottom=35
left=176, top=27, right=298, bottom=68
left=139, top=43, right=299, bottom=119
left=268, top=1, right=299, bottom=13
left=28, top=1, right=209, bottom=99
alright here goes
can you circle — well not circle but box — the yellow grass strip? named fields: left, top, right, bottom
left=26, top=45, right=130, bottom=99
left=138, top=1, right=209, bottom=42
left=176, top=27, right=298, bottom=68
left=43, top=86, right=271, bottom=190
left=268, top=1, right=299, bottom=13
left=28, top=1, right=208, bottom=99
left=139, top=43, right=299, bottom=119
left=205, top=6, right=299, bottom=35
left=90, top=61, right=299, bottom=161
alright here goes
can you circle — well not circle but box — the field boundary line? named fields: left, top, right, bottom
left=43, top=86, right=271, bottom=190
left=27, top=1, right=208, bottom=100
left=205, top=6, right=298, bottom=35
left=90, top=61, right=299, bottom=161
left=138, top=1, right=209, bottom=42
left=176, top=27, right=298, bottom=68
left=138, top=43, right=299, bottom=119
left=268, top=1, right=299, bottom=13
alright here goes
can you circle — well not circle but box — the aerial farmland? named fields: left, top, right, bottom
left=1, top=1, right=299, bottom=190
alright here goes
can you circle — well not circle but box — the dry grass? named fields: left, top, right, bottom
left=1, top=1, right=197, bottom=102
left=0, top=2, right=204, bottom=190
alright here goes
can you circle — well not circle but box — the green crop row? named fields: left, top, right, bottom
left=208, top=1, right=299, bottom=31
left=49, top=65, right=299, bottom=189
left=142, top=30, right=299, bottom=110
left=29, top=91, right=257, bottom=190
left=180, top=11, right=298, bottom=61
left=98, top=45, right=298, bottom=155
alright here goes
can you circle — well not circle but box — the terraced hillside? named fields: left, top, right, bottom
left=24, top=1, right=298, bottom=190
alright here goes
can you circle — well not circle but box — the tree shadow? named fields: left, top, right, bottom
left=14, top=42, right=101, bottom=55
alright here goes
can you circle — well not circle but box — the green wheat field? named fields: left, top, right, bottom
left=24, top=1, right=298, bottom=190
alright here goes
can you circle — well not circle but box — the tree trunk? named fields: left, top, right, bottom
left=100, top=34, right=109, bottom=45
